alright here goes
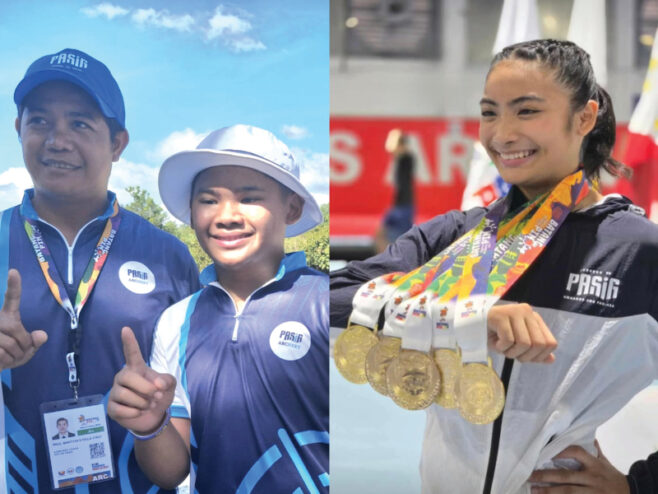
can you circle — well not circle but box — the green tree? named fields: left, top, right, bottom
left=286, top=203, right=329, bottom=272
left=124, top=186, right=211, bottom=269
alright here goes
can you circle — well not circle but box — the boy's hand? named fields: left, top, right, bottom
left=0, top=269, right=48, bottom=370
left=487, top=303, right=557, bottom=363
left=107, top=327, right=176, bottom=435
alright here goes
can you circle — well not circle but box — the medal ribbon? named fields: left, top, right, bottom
left=22, top=199, right=121, bottom=395
left=453, top=170, right=588, bottom=363
left=427, top=194, right=545, bottom=350
left=382, top=189, right=545, bottom=350
left=382, top=170, right=587, bottom=357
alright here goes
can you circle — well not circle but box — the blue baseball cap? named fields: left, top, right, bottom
left=14, top=48, right=125, bottom=128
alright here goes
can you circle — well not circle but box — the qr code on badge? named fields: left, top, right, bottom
left=89, top=442, right=105, bottom=459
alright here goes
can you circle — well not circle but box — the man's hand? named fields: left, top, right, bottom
left=529, top=442, right=630, bottom=494
left=0, top=269, right=48, bottom=369
left=107, top=327, right=176, bottom=435
left=487, top=303, right=557, bottom=363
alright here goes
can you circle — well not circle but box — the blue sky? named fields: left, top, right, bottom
left=0, top=0, right=328, bottom=210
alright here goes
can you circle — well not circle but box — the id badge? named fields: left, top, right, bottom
left=40, top=395, right=115, bottom=490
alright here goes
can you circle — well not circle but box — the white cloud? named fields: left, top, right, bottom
left=79, top=4, right=266, bottom=52
left=0, top=168, right=32, bottom=211
left=229, top=37, right=266, bottom=53
left=205, top=6, right=266, bottom=52
left=206, top=7, right=251, bottom=39
left=80, top=3, right=129, bottom=20
left=292, top=148, right=329, bottom=206
left=109, top=158, right=161, bottom=205
left=149, top=128, right=210, bottom=163
left=282, top=125, right=309, bottom=140
left=131, top=8, right=195, bottom=32
left=0, top=162, right=169, bottom=219
left=202, top=6, right=264, bottom=52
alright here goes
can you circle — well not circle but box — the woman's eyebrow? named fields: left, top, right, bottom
left=480, top=95, right=546, bottom=107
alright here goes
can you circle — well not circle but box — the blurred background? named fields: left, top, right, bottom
left=330, top=0, right=658, bottom=259
left=329, top=1, right=658, bottom=493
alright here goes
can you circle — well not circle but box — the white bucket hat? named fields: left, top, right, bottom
left=158, top=124, right=323, bottom=237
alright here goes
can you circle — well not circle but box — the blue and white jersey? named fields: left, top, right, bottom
left=150, top=252, right=329, bottom=494
left=0, top=190, right=200, bottom=494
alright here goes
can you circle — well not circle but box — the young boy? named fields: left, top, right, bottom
left=107, top=124, right=329, bottom=493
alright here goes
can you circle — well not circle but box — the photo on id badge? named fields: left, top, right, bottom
left=40, top=395, right=115, bottom=490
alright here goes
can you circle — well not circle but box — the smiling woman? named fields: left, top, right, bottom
left=330, top=39, right=658, bottom=494
left=479, top=60, right=597, bottom=200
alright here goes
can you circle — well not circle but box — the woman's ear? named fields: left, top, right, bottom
left=577, top=99, right=599, bottom=137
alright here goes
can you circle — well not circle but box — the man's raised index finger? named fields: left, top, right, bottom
left=2, top=269, right=22, bottom=314
left=121, top=326, right=146, bottom=368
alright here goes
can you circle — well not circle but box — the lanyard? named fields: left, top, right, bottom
left=22, top=199, right=121, bottom=398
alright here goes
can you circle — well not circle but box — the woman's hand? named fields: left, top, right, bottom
left=487, top=303, right=557, bottom=363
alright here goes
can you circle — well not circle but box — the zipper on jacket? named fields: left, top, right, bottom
left=39, top=217, right=98, bottom=284
left=213, top=276, right=278, bottom=342
left=482, top=357, right=514, bottom=494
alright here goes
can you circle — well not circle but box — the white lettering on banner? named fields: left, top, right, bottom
left=330, top=132, right=362, bottom=184
left=330, top=122, right=475, bottom=188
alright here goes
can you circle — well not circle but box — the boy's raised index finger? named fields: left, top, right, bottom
left=121, top=326, right=146, bottom=369
left=2, top=269, right=22, bottom=314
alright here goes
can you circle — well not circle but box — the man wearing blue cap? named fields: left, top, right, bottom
left=0, top=48, right=199, bottom=493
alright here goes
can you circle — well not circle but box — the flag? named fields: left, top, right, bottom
left=623, top=28, right=658, bottom=221
left=461, top=143, right=510, bottom=209
left=462, top=0, right=539, bottom=209
left=492, top=0, right=541, bottom=54
left=567, top=0, right=607, bottom=87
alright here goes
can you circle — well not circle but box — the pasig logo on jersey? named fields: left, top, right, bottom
left=270, top=322, right=311, bottom=361
left=563, top=268, right=621, bottom=308
left=119, top=261, right=155, bottom=294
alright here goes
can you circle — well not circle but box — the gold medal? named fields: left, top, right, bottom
left=365, top=336, right=402, bottom=395
left=333, top=325, right=379, bottom=384
left=455, top=359, right=505, bottom=424
left=386, top=349, right=441, bottom=410
left=433, top=348, right=461, bottom=409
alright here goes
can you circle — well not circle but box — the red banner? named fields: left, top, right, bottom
left=330, top=117, right=631, bottom=239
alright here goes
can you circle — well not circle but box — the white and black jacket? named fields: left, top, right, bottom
left=330, top=191, right=658, bottom=494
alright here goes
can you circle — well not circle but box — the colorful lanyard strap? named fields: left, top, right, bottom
left=22, top=199, right=121, bottom=398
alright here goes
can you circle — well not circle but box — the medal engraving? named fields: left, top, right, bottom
left=386, top=349, right=440, bottom=410
left=365, top=336, right=402, bottom=395
left=456, top=361, right=505, bottom=424
left=334, top=325, right=379, bottom=384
